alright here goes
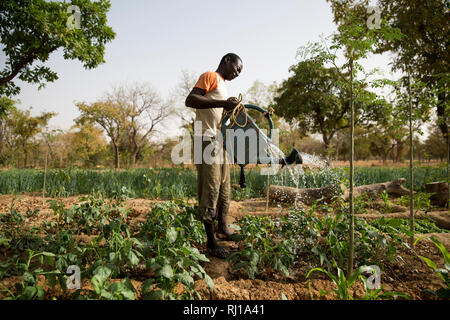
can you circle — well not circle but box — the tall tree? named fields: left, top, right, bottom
left=0, top=96, right=15, bottom=118
left=425, top=123, right=448, bottom=161
left=107, top=83, right=170, bottom=167
left=376, top=0, right=449, bottom=139
left=69, top=123, right=107, bottom=167
left=76, top=100, right=124, bottom=169
left=7, top=107, right=55, bottom=167
left=0, top=0, right=115, bottom=96
left=273, top=49, right=384, bottom=154
left=0, top=98, right=16, bottom=164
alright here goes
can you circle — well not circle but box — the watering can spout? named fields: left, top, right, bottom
left=280, top=148, right=303, bottom=168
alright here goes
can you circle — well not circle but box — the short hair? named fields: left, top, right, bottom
left=220, top=53, right=242, bottom=65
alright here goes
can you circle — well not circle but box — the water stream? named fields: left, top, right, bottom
left=265, top=142, right=334, bottom=209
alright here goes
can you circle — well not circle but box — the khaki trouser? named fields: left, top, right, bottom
left=196, top=140, right=230, bottom=224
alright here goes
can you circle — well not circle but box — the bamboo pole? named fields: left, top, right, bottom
left=42, top=147, right=48, bottom=206
left=447, top=115, right=449, bottom=208
left=266, top=172, right=270, bottom=213
left=347, top=52, right=355, bottom=278
left=408, top=72, right=415, bottom=246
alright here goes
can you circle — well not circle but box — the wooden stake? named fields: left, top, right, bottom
left=408, top=71, right=415, bottom=247
left=266, top=171, right=270, bottom=213
left=42, top=147, right=48, bottom=206
left=347, top=52, right=355, bottom=278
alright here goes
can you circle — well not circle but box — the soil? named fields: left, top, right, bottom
left=0, top=194, right=449, bottom=300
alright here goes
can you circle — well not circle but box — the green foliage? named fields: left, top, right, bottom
left=138, top=201, right=210, bottom=299
left=0, top=0, right=115, bottom=96
left=306, top=263, right=410, bottom=300
left=369, top=217, right=448, bottom=236
left=414, top=236, right=450, bottom=299
left=307, top=264, right=365, bottom=300
left=228, top=216, right=295, bottom=279
left=274, top=39, right=385, bottom=150
left=228, top=200, right=399, bottom=278
left=0, top=167, right=446, bottom=199
left=0, top=96, right=15, bottom=119
left=0, top=249, right=59, bottom=300
left=0, top=193, right=214, bottom=300
left=81, top=265, right=136, bottom=300
left=379, top=190, right=394, bottom=213
left=397, top=192, right=432, bottom=213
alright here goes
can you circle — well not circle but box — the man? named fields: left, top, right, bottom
left=185, top=53, right=243, bottom=258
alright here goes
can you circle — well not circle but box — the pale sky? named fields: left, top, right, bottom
left=6, top=0, right=401, bottom=140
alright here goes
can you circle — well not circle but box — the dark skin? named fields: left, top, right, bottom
left=185, top=55, right=243, bottom=258
left=185, top=56, right=243, bottom=110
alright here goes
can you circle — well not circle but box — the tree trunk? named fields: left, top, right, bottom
left=24, top=149, right=28, bottom=168
left=265, top=184, right=345, bottom=206
left=130, top=150, right=138, bottom=168
left=266, top=178, right=412, bottom=206
left=113, top=142, right=120, bottom=169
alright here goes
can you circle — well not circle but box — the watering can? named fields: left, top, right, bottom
left=220, top=103, right=303, bottom=188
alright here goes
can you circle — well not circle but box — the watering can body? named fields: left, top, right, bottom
left=220, top=104, right=274, bottom=166
left=220, top=104, right=302, bottom=188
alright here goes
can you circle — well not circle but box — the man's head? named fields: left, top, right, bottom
left=218, top=53, right=243, bottom=81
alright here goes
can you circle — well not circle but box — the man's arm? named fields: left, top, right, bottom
left=185, top=87, right=236, bottom=110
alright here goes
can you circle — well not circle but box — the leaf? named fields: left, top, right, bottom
left=110, top=280, right=135, bottom=300
left=204, top=274, right=214, bottom=292
left=159, top=265, right=173, bottom=279
left=175, top=272, right=194, bottom=287
left=229, top=223, right=241, bottom=231
left=37, top=286, right=44, bottom=300
left=249, top=252, right=259, bottom=268
left=91, top=276, right=104, bottom=295
left=22, top=286, right=37, bottom=300
left=166, top=227, right=177, bottom=243
left=93, top=266, right=112, bottom=282
left=281, top=292, right=288, bottom=300
left=41, top=252, right=56, bottom=257
left=419, top=255, right=437, bottom=270
left=144, top=289, right=164, bottom=300
left=23, top=272, right=35, bottom=284
left=127, top=251, right=139, bottom=267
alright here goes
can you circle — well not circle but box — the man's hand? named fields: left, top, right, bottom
left=223, top=99, right=239, bottom=112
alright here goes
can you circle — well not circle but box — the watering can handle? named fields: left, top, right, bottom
left=220, top=103, right=274, bottom=139
left=241, top=104, right=274, bottom=139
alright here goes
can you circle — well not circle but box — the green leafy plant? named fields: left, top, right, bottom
left=414, top=236, right=450, bottom=299
left=1, top=249, right=59, bottom=300
left=370, top=217, right=448, bottom=236
left=306, top=264, right=410, bottom=300
left=78, top=265, right=136, bottom=300
left=228, top=215, right=295, bottom=279
left=380, top=190, right=394, bottom=213
left=138, top=202, right=212, bottom=299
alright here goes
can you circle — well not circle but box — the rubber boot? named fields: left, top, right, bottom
left=217, top=209, right=234, bottom=240
left=204, top=221, right=228, bottom=258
